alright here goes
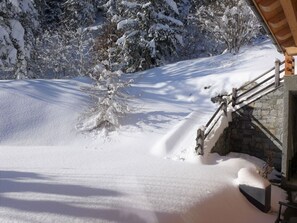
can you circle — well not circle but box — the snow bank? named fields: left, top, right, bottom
left=150, top=111, right=202, bottom=157
left=236, top=167, right=270, bottom=188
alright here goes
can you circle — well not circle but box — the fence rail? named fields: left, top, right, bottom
left=195, top=59, right=285, bottom=155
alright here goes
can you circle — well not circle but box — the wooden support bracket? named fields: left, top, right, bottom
left=285, top=53, right=295, bottom=75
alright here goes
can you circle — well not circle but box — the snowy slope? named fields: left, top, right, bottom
left=0, top=40, right=287, bottom=223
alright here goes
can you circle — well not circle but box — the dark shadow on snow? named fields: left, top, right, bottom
left=0, top=170, right=185, bottom=223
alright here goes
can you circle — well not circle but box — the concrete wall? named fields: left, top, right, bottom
left=212, top=86, right=284, bottom=171
left=282, top=76, right=297, bottom=180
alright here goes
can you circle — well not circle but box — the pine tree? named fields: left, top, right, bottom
left=61, top=0, right=106, bottom=30
left=0, top=0, right=39, bottom=79
left=110, top=0, right=184, bottom=72
left=34, top=0, right=63, bottom=31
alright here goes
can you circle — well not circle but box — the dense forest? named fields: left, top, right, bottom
left=0, top=0, right=262, bottom=80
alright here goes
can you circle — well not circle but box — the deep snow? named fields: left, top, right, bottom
left=0, top=40, right=288, bottom=223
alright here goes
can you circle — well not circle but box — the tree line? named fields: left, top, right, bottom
left=0, top=0, right=261, bottom=80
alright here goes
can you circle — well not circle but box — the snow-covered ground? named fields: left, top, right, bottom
left=0, top=40, right=287, bottom=223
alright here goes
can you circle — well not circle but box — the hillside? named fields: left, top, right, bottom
left=0, top=40, right=287, bottom=223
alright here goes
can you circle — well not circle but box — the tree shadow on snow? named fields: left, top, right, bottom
left=0, top=170, right=185, bottom=223
left=0, top=79, right=90, bottom=111
left=0, top=170, right=123, bottom=197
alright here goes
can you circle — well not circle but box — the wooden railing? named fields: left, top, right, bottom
left=195, top=101, right=227, bottom=155
left=232, top=59, right=285, bottom=107
left=195, top=59, right=285, bottom=155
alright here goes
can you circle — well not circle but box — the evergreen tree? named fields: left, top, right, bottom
left=62, top=0, right=96, bottom=30
left=34, top=0, right=63, bottom=31
left=0, top=0, right=39, bottom=79
left=109, top=0, right=184, bottom=72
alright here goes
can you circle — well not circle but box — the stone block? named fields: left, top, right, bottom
left=277, top=99, right=283, bottom=105
left=261, top=110, right=270, bottom=116
left=269, top=110, right=277, bottom=116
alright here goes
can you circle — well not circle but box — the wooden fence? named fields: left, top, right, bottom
left=195, top=59, right=285, bottom=155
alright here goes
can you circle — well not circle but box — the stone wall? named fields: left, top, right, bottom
left=211, top=86, right=284, bottom=170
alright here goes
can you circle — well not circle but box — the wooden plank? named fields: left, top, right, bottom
left=259, top=0, right=281, bottom=12
left=280, top=0, right=297, bottom=46
left=275, top=26, right=292, bottom=41
left=268, top=13, right=287, bottom=29
left=262, top=5, right=283, bottom=21
left=280, top=38, right=295, bottom=49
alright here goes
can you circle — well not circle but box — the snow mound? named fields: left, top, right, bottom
left=236, top=167, right=270, bottom=188
left=150, top=111, right=204, bottom=158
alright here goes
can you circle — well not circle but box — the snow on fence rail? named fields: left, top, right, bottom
left=233, top=59, right=285, bottom=108
left=195, top=59, right=285, bottom=156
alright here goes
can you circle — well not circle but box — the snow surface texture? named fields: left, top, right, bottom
left=0, top=40, right=287, bottom=222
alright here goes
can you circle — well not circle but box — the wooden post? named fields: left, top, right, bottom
left=285, top=53, right=295, bottom=76
left=195, top=128, right=205, bottom=156
left=232, top=88, right=237, bottom=107
left=222, top=98, right=227, bottom=116
left=275, top=59, right=280, bottom=87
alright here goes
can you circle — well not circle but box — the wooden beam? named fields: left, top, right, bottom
left=286, top=47, right=297, bottom=56
left=280, top=0, right=297, bottom=46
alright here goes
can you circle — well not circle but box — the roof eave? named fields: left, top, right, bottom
left=245, top=0, right=284, bottom=54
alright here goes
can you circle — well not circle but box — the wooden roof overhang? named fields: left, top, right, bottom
left=247, top=0, right=297, bottom=56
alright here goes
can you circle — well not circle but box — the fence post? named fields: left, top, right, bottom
left=275, top=59, right=280, bottom=87
left=232, top=88, right=237, bottom=107
left=222, top=98, right=227, bottom=116
left=195, top=128, right=205, bottom=156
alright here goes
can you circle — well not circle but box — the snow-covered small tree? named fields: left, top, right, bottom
left=79, top=63, right=131, bottom=133
left=0, top=0, right=39, bottom=79
left=197, top=0, right=260, bottom=54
